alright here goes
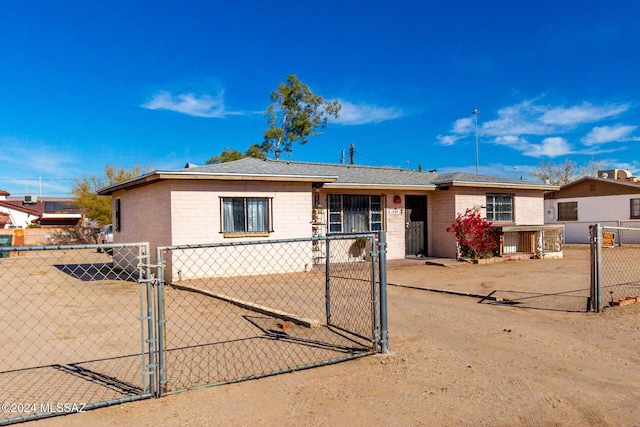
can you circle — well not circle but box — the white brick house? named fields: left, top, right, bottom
left=99, top=158, right=556, bottom=279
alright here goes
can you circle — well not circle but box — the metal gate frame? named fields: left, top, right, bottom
left=1, top=233, right=388, bottom=424
left=590, top=223, right=640, bottom=312
left=0, top=242, right=157, bottom=426
left=153, top=232, right=388, bottom=395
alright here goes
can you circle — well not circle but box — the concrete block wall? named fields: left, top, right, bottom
left=169, top=180, right=312, bottom=244
left=384, top=191, right=408, bottom=260
left=514, top=191, right=544, bottom=224
left=453, top=188, right=546, bottom=226
left=429, top=190, right=457, bottom=258
left=111, top=182, right=172, bottom=267
left=167, top=180, right=312, bottom=280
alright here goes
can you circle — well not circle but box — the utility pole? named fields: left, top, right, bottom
left=349, top=143, right=354, bottom=165
left=473, top=109, right=480, bottom=175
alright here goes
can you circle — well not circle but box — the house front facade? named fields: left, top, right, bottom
left=99, top=158, right=557, bottom=280
left=544, top=169, right=640, bottom=243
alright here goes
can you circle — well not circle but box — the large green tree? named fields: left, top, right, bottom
left=529, top=159, right=604, bottom=186
left=205, top=144, right=267, bottom=164
left=262, top=74, right=341, bottom=160
left=72, top=164, right=146, bottom=225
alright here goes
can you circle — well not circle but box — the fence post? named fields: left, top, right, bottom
left=155, top=247, right=167, bottom=396
left=378, top=231, right=388, bottom=353
left=325, top=237, right=331, bottom=325
left=370, top=234, right=379, bottom=350
left=140, top=244, right=155, bottom=397
left=589, top=224, right=603, bottom=312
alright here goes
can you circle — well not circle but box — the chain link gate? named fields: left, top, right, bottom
left=1, top=233, right=388, bottom=423
left=154, top=233, right=387, bottom=394
left=0, top=243, right=157, bottom=425
left=590, top=224, right=640, bottom=312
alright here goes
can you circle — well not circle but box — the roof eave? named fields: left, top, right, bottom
left=322, top=183, right=437, bottom=191
left=436, top=180, right=559, bottom=191
left=98, top=171, right=339, bottom=195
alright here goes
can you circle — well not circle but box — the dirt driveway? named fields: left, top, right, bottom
left=35, top=245, right=640, bottom=426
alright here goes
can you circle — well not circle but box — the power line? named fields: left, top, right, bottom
left=351, top=149, right=394, bottom=168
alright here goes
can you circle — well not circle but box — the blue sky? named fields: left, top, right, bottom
left=2, top=1, right=640, bottom=196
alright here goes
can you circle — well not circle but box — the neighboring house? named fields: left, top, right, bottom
left=0, top=193, right=83, bottom=228
left=0, top=190, right=10, bottom=228
left=99, top=158, right=557, bottom=280
left=544, top=169, right=640, bottom=243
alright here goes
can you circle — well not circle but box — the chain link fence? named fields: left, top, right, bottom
left=1, top=234, right=388, bottom=424
left=0, top=243, right=155, bottom=425
left=590, top=224, right=640, bottom=311
left=156, top=233, right=385, bottom=394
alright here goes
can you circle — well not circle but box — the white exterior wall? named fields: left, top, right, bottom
left=170, top=180, right=311, bottom=244
left=453, top=188, right=544, bottom=226
left=545, top=194, right=640, bottom=243
left=0, top=207, right=38, bottom=228
left=429, top=190, right=457, bottom=258
left=385, top=191, right=412, bottom=260
left=110, top=182, right=173, bottom=269
left=429, top=187, right=546, bottom=258
left=112, top=180, right=314, bottom=280
left=112, top=178, right=549, bottom=278
left=168, top=180, right=312, bottom=280
left=113, top=182, right=173, bottom=248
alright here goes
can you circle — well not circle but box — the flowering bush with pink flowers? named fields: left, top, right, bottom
left=446, top=207, right=498, bottom=260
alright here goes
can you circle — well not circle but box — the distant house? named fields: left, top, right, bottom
left=99, top=158, right=558, bottom=279
left=0, top=193, right=82, bottom=228
left=544, top=169, right=640, bottom=243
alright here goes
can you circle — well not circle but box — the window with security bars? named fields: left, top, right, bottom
left=631, top=199, right=640, bottom=219
left=221, top=197, right=272, bottom=234
left=328, top=194, right=382, bottom=233
left=486, top=193, right=513, bottom=222
left=558, top=201, right=578, bottom=221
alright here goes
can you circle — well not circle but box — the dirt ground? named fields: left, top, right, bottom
left=32, top=245, right=640, bottom=426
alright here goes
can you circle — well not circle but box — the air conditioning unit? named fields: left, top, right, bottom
left=23, top=195, right=37, bottom=205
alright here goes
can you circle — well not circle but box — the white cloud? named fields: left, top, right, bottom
left=452, top=117, right=473, bottom=134
left=142, top=90, right=241, bottom=118
left=492, top=134, right=571, bottom=158
left=438, top=97, right=633, bottom=158
left=443, top=99, right=631, bottom=142
left=437, top=134, right=464, bottom=146
left=522, top=137, right=572, bottom=158
left=333, top=100, right=404, bottom=125
left=481, top=101, right=555, bottom=136
left=581, top=124, right=639, bottom=145
left=541, top=103, right=629, bottom=126
left=493, top=135, right=529, bottom=147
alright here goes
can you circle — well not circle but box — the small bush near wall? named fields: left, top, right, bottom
left=48, top=227, right=97, bottom=245
left=447, top=207, right=498, bottom=260
left=0, top=227, right=97, bottom=246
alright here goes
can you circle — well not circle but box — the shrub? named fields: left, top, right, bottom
left=446, top=207, right=498, bottom=260
left=49, top=227, right=97, bottom=245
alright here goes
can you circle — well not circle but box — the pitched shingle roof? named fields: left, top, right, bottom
left=185, top=158, right=555, bottom=189
left=186, top=158, right=440, bottom=186
left=99, top=157, right=558, bottom=194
